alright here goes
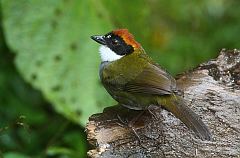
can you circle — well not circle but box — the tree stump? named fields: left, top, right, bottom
left=86, top=49, right=240, bottom=158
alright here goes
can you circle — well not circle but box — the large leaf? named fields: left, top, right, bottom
left=1, top=0, right=115, bottom=125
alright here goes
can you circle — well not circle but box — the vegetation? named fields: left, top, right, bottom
left=0, top=0, right=240, bottom=157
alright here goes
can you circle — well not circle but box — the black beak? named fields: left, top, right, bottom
left=90, top=35, right=106, bottom=45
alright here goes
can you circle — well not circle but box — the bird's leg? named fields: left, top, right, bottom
left=128, top=110, right=146, bottom=127
left=116, top=110, right=149, bottom=149
left=147, top=105, right=158, bottom=120
left=122, top=110, right=148, bottom=148
left=116, top=110, right=145, bottom=128
left=116, top=113, right=128, bottom=127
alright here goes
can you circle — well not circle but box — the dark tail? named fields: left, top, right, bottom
left=158, top=95, right=212, bottom=141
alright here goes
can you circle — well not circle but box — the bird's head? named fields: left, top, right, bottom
left=91, top=29, right=140, bottom=62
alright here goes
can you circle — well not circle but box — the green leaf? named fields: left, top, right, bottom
left=1, top=0, right=115, bottom=125
left=46, top=146, right=73, bottom=156
left=3, top=152, right=29, bottom=158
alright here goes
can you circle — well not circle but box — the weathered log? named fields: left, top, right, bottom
left=86, top=49, right=240, bottom=158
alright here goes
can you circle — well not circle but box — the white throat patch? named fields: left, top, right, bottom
left=99, top=45, right=124, bottom=62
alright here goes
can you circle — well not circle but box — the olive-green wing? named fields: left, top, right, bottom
left=124, top=63, right=212, bottom=140
left=123, top=63, right=176, bottom=95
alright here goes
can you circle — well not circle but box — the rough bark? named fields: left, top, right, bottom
left=86, top=49, right=240, bottom=158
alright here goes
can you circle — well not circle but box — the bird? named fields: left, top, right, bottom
left=90, top=29, right=212, bottom=141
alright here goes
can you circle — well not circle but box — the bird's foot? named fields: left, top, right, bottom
left=116, top=111, right=148, bottom=149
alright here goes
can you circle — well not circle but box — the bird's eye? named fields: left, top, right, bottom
left=112, top=39, right=119, bottom=45
left=106, top=35, right=111, bottom=39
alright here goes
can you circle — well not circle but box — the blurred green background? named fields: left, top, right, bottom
left=0, top=0, right=239, bottom=157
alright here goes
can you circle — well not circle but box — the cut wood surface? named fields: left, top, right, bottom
left=86, top=49, right=240, bottom=158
